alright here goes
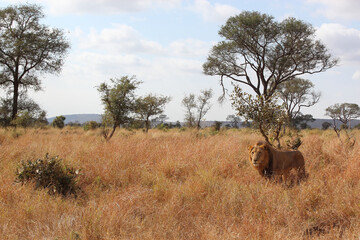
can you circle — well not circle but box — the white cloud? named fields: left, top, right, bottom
left=352, top=70, right=360, bottom=80
left=190, top=0, right=240, bottom=22
left=307, top=0, right=360, bottom=20
left=169, top=39, right=213, bottom=57
left=5, top=0, right=182, bottom=15
left=316, top=23, right=360, bottom=63
left=79, top=24, right=165, bottom=55
left=77, top=24, right=213, bottom=59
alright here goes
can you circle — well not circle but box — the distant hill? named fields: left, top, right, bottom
left=47, top=114, right=102, bottom=124
left=307, top=119, right=360, bottom=129
left=47, top=114, right=360, bottom=129
left=197, top=119, right=360, bottom=129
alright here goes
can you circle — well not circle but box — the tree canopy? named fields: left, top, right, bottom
left=203, top=11, right=338, bottom=100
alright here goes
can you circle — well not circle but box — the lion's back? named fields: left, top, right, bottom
left=271, top=148, right=305, bottom=170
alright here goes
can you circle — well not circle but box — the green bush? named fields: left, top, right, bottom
left=51, top=115, right=66, bottom=129
left=156, top=123, right=169, bottom=131
left=83, top=121, right=100, bottom=131
left=15, top=154, right=80, bottom=197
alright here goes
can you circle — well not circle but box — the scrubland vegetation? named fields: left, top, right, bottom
left=0, top=127, right=359, bottom=239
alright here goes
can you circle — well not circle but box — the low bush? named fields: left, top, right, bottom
left=83, top=121, right=100, bottom=131
left=15, top=153, right=80, bottom=197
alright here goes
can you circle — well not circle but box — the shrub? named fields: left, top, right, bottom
left=83, top=121, right=100, bottom=131
left=15, top=154, right=80, bottom=197
left=156, top=123, right=169, bottom=131
left=51, top=115, right=66, bottom=129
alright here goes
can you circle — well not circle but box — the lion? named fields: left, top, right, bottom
left=248, top=141, right=306, bottom=182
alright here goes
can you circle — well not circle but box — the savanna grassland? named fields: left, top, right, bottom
left=0, top=127, right=360, bottom=239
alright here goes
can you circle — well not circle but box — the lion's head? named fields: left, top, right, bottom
left=248, top=142, right=270, bottom=170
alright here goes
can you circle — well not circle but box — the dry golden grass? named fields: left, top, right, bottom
left=0, top=127, right=360, bottom=239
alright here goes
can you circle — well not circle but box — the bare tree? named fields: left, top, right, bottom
left=325, top=103, right=360, bottom=146
left=182, top=89, right=213, bottom=128
left=182, top=93, right=196, bottom=128
left=277, top=78, right=320, bottom=125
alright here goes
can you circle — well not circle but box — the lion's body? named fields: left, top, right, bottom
left=248, top=141, right=306, bottom=181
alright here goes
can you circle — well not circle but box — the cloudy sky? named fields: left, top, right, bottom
left=1, top=0, right=360, bottom=121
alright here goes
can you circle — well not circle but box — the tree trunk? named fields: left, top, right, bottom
left=11, top=82, right=19, bottom=120
left=108, top=125, right=117, bottom=140
left=145, top=117, right=150, bottom=133
left=196, top=118, right=201, bottom=129
left=259, top=123, right=271, bottom=146
left=103, top=125, right=117, bottom=141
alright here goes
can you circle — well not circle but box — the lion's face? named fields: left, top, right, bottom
left=248, top=144, right=269, bottom=170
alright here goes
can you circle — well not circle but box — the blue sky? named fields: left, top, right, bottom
left=1, top=0, right=360, bottom=121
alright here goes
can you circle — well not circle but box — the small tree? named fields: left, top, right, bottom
left=231, top=86, right=287, bottom=148
left=277, top=78, right=320, bottom=126
left=182, top=89, right=213, bottom=129
left=226, top=114, right=241, bottom=128
left=52, top=115, right=66, bottom=129
left=34, top=110, right=48, bottom=128
left=97, top=76, right=141, bottom=140
left=182, top=94, right=196, bottom=127
left=11, top=111, right=34, bottom=129
left=136, top=94, right=170, bottom=133
left=325, top=103, right=360, bottom=129
left=322, top=121, right=332, bottom=130
left=325, top=103, right=360, bottom=146
left=83, top=121, right=100, bottom=131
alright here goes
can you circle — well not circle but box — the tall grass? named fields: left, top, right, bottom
left=0, top=127, right=359, bottom=239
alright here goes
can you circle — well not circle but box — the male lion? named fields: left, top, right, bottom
left=248, top=141, right=306, bottom=182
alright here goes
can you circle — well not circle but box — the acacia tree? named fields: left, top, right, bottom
left=182, top=89, right=213, bottom=128
left=0, top=4, right=70, bottom=120
left=203, top=11, right=337, bottom=146
left=325, top=103, right=360, bottom=146
left=325, top=103, right=360, bottom=129
left=203, top=11, right=337, bottom=100
left=135, top=94, right=170, bottom=132
left=97, top=76, right=141, bottom=140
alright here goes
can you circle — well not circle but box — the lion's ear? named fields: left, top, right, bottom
left=260, top=144, right=268, bottom=150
